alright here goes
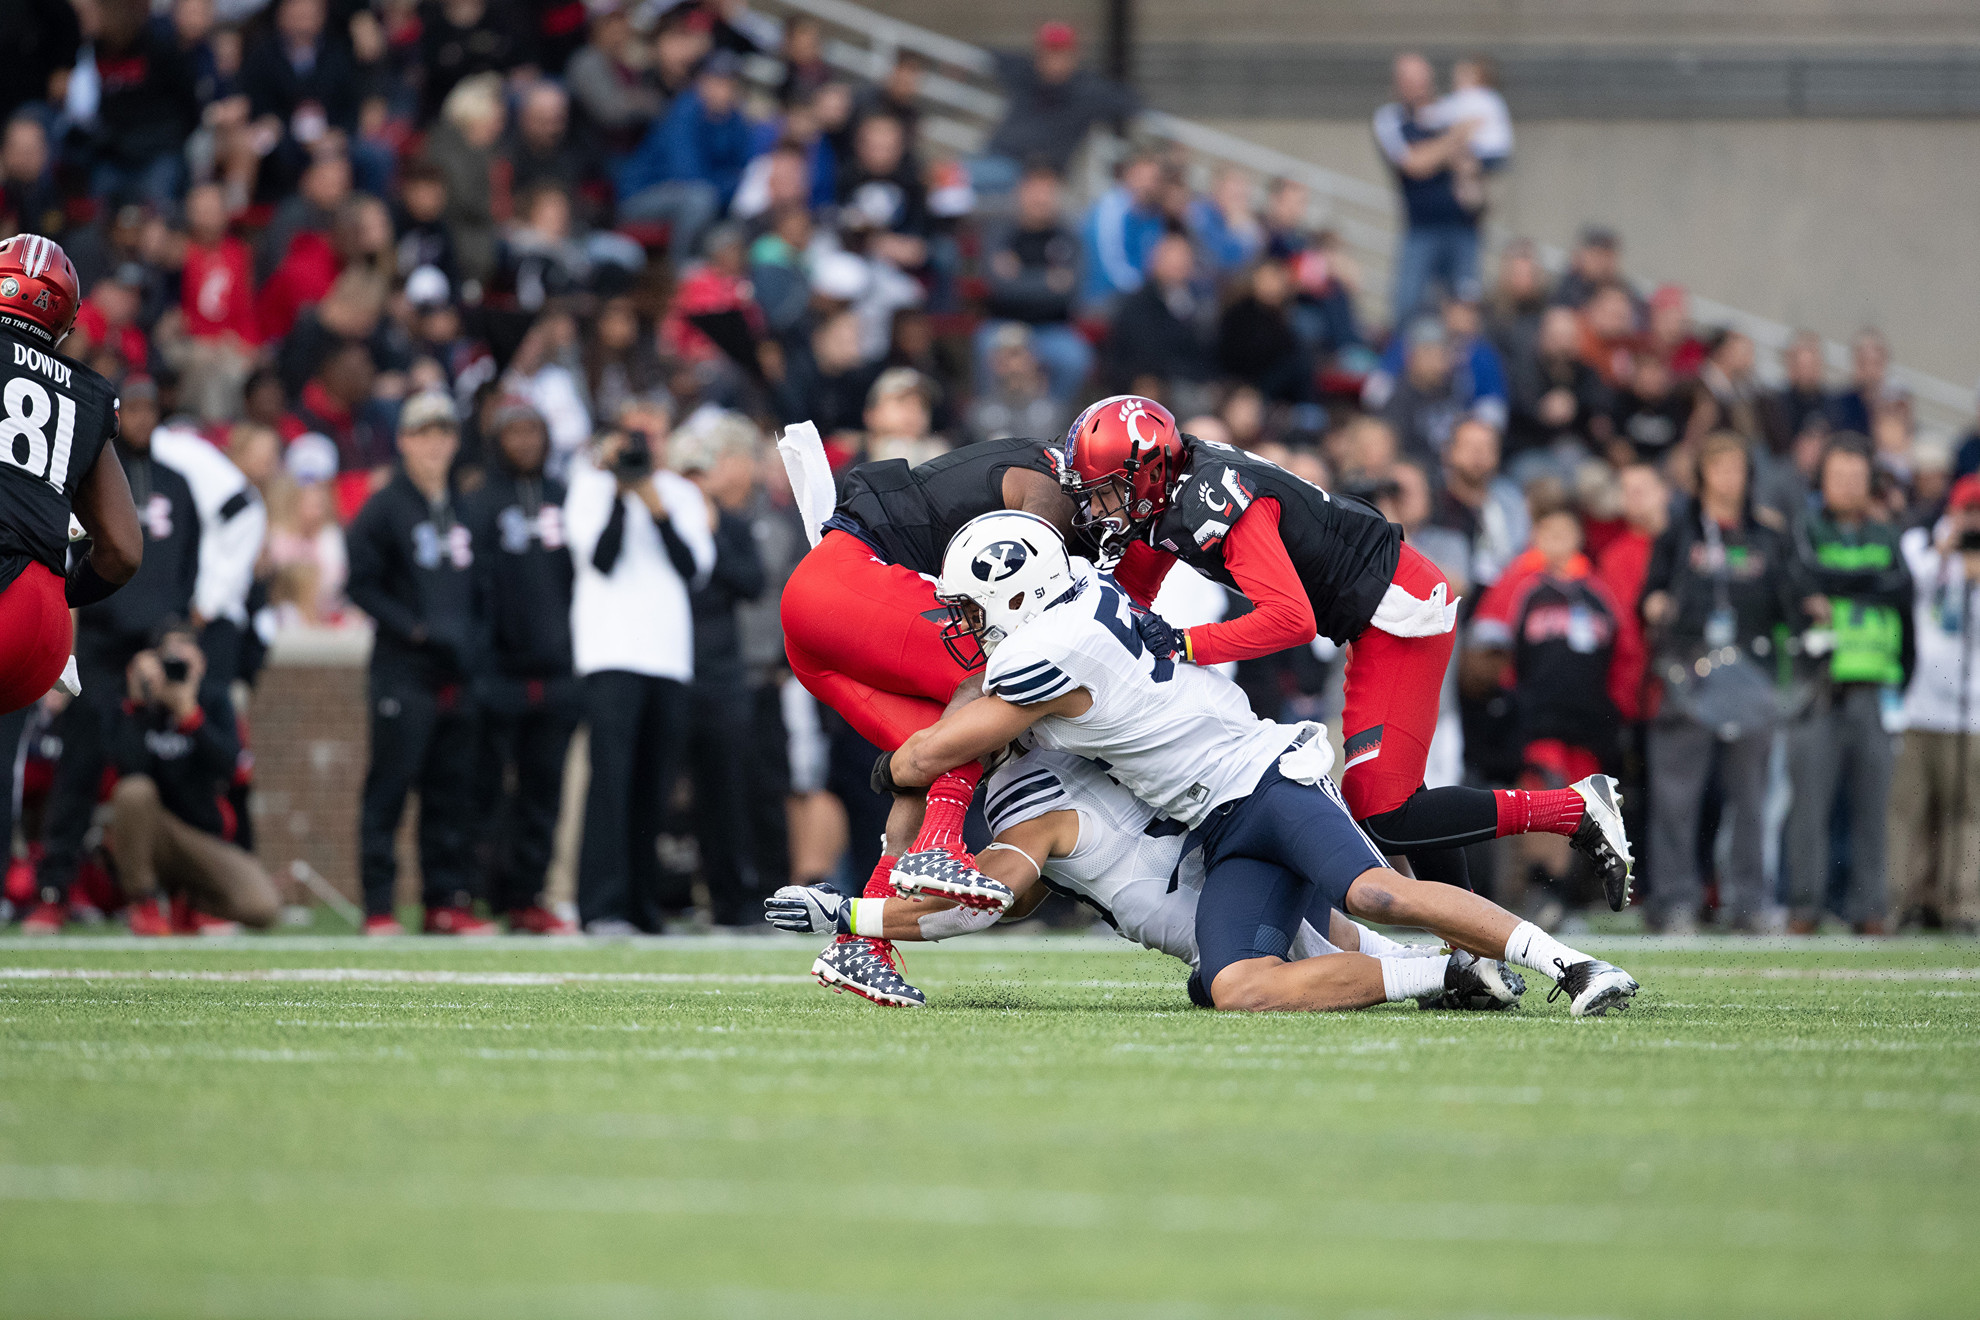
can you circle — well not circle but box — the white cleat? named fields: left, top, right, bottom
left=1569, top=774, right=1634, bottom=911
left=1547, top=958, right=1640, bottom=1018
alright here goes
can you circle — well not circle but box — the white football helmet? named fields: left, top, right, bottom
left=935, top=511, right=1075, bottom=668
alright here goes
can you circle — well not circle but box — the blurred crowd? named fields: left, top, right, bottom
left=0, top=5, right=1976, bottom=936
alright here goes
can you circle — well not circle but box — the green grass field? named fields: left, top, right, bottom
left=2, top=932, right=1976, bottom=1320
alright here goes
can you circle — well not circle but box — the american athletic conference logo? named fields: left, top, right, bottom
left=972, top=540, right=1028, bottom=582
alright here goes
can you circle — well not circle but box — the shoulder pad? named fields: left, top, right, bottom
left=984, top=631, right=1082, bottom=706
left=982, top=758, right=1073, bottom=836
left=1170, top=461, right=1256, bottom=553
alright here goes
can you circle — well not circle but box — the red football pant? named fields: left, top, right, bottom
left=782, top=530, right=976, bottom=751
left=1338, top=542, right=1454, bottom=821
left=0, top=564, right=71, bottom=716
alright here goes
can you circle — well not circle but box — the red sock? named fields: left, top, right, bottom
left=1494, top=788, right=1585, bottom=838
left=861, top=852, right=899, bottom=900
left=909, top=763, right=983, bottom=853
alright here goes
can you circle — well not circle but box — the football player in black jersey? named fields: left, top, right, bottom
left=1062, top=394, right=1635, bottom=908
left=781, top=433, right=1170, bottom=1004
left=0, top=234, right=142, bottom=716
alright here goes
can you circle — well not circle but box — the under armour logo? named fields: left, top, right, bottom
left=972, top=540, right=1028, bottom=582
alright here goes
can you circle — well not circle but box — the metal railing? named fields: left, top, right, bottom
left=755, top=0, right=1971, bottom=435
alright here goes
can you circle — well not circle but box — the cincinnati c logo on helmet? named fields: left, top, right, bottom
left=1116, top=396, right=1160, bottom=449
left=972, top=540, right=1028, bottom=582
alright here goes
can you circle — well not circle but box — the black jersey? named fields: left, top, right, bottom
left=1145, top=439, right=1403, bottom=646
left=0, top=328, right=122, bottom=592
left=830, top=436, right=1063, bottom=576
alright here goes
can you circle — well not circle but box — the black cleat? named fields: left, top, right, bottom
left=811, top=937, right=926, bottom=1007
left=1546, top=957, right=1640, bottom=1018
left=1569, top=774, right=1635, bottom=911
left=1420, top=949, right=1526, bottom=1011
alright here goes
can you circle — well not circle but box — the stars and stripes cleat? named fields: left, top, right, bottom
left=1569, top=774, right=1634, bottom=911
left=1420, top=949, right=1527, bottom=1011
left=812, top=936, right=925, bottom=1007
left=1547, top=958, right=1640, bottom=1018
left=890, top=848, right=1014, bottom=913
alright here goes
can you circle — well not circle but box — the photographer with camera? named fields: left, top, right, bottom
left=346, top=391, right=491, bottom=936
left=565, top=396, right=714, bottom=934
left=1890, top=475, right=1980, bottom=932
left=107, top=622, right=279, bottom=936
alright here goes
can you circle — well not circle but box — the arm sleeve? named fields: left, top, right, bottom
left=344, top=506, right=425, bottom=643
left=590, top=498, right=628, bottom=575
left=1112, top=538, right=1176, bottom=608
left=654, top=514, right=698, bottom=582
left=1178, top=500, right=1318, bottom=665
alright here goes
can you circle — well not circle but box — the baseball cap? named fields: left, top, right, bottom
left=1948, top=474, right=1980, bottom=512
left=398, top=389, right=459, bottom=435
left=285, top=432, right=340, bottom=485
left=491, top=397, right=547, bottom=436
left=405, top=264, right=451, bottom=310
left=1036, top=21, right=1077, bottom=50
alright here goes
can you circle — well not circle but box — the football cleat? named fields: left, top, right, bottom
left=1420, top=949, right=1526, bottom=1011
left=363, top=914, right=406, bottom=937
left=889, top=848, right=1014, bottom=913
left=423, top=906, right=500, bottom=936
left=126, top=899, right=175, bottom=937
left=18, top=900, right=65, bottom=935
left=1547, top=958, right=1640, bottom=1018
left=812, top=937, right=925, bottom=1007
left=506, top=905, right=578, bottom=935
left=1568, top=774, right=1634, bottom=911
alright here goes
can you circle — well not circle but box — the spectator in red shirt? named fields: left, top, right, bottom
left=280, top=341, right=396, bottom=517
left=1595, top=461, right=1670, bottom=720
left=165, top=182, right=260, bottom=420
left=1464, top=504, right=1634, bottom=924
left=659, top=223, right=765, bottom=367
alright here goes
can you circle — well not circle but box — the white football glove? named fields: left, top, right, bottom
left=763, top=885, right=851, bottom=935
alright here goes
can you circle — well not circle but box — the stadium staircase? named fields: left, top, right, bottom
left=750, top=0, right=1972, bottom=436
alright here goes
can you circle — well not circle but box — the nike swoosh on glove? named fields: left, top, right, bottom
left=764, top=885, right=852, bottom=934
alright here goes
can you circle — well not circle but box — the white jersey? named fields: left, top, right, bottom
left=983, top=565, right=1293, bottom=828
left=983, top=749, right=1335, bottom=970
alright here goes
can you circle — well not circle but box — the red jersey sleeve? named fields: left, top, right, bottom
left=1180, top=498, right=1317, bottom=665
left=1112, top=538, right=1175, bottom=608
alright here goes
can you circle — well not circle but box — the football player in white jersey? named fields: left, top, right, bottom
left=769, top=746, right=1529, bottom=1013
left=855, top=511, right=1640, bottom=1018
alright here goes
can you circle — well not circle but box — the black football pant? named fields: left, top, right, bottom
left=358, top=671, right=479, bottom=918
left=475, top=679, right=580, bottom=914
left=577, top=671, right=688, bottom=932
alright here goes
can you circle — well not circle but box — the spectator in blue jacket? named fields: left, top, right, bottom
left=616, top=49, right=751, bottom=263
left=1364, top=295, right=1510, bottom=433
left=1079, top=150, right=1163, bottom=312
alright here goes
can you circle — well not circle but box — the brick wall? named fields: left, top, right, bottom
left=247, top=629, right=371, bottom=903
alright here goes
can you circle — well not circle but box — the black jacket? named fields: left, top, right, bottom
left=346, top=470, right=481, bottom=686
left=463, top=466, right=573, bottom=681
left=1643, top=504, right=1809, bottom=654
left=689, top=508, right=767, bottom=683
left=1108, top=282, right=1214, bottom=388
left=76, top=445, right=200, bottom=669
left=111, top=689, right=239, bottom=836
left=240, top=34, right=361, bottom=138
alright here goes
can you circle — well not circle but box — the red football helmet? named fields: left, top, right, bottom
left=0, top=234, right=80, bottom=348
left=1060, top=394, right=1186, bottom=563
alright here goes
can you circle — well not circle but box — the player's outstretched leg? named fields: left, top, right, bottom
left=811, top=936, right=925, bottom=1008
left=1343, top=870, right=1639, bottom=1018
